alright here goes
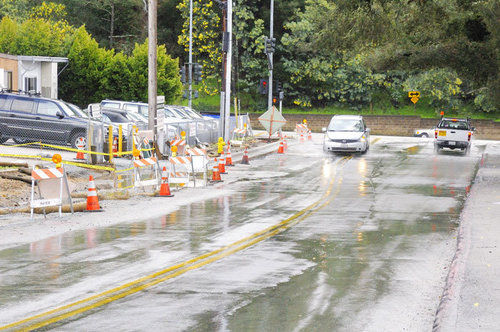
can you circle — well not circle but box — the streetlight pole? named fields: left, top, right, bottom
left=267, top=0, right=274, bottom=111
left=147, top=0, right=157, bottom=137
left=188, top=0, right=193, bottom=110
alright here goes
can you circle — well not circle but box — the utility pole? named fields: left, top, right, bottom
left=224, top=0, right=232, bottom=141
left=219, top=1, right=227, bottom=140
left=267, top=0, right=274, bottom=111
left=188, top=0, right=193, bottom=109
left=147, top=0, right=157, bottom=136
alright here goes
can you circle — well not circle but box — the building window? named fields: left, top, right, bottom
left=25, top=77, right=37, bottom=92
left=5, top=71, right=13, bottom=91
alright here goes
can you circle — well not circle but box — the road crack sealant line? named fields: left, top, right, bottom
left=0, top=156, right=352, bottom=331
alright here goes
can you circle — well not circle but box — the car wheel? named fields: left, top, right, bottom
left=422, top=133, right=429, bottom=138
left=0, top=136, right=8, bottom=144
left=70, top=132, right=86, bottom=149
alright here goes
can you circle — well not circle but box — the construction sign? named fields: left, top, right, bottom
left=30, top=166, right=73, bottom=219
left=258, top=106, right=287, bottom=137
left=408, top=91, right=420, bottom=104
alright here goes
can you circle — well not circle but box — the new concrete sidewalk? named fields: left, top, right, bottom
left=438, top=142, right=500, bottom=331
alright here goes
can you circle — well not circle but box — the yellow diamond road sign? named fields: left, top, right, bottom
left=408, top=91, right=420, bottom=104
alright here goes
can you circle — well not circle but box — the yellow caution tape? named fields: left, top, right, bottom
left=1, top=142, right=153, bottom=156
left=115, top=167, right=135, bottom=173
left=0, top=141, right=42, bottom=148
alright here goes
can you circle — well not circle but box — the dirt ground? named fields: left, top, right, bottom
left=0, top=178, right=31, bottom=208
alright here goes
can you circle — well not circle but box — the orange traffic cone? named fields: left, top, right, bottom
left=76, top=143, right=85, bottom=160
left=307, top=130, right=313, bottom=141
left=225, top=143, right=234, bottom=166
left=284, top=135, right=288, bottom=151
left=278, top=139, right=285, bottom=154
left=300, top=131, right=305, bottom=142
left=211, top=158, right=222, bottom=182
left=241, top=146, right=250, bottom=165
left=158, top=166, right=174, bottom=197
left=218, top=153, right=227, bottom=174
left=113, top=137, right=118, bottom=157
left=86, top=175, right=102, bottom=212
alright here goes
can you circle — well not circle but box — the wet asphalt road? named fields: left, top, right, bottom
left=0, top=136, right=485, bottom=331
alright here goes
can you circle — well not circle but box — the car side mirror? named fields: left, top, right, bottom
left=322, top=127, right=326, bottom=132
left=471, top=126, right=475, bottom=131
left=366, top=128, right=371, bottom=133
left=56, top=111, right=64, bottom=118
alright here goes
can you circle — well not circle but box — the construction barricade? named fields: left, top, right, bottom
left=186, top=148, right=209, bottom=187
left=133, top=157, right=159, bottom=191
left=296, top=124, right=309, bottom=141
left=168, top=156, right=191, bottom=188
left=30, top=166, right=73, bottom=219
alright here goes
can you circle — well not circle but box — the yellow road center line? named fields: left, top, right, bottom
left=2, top=157, right=352, bottom=331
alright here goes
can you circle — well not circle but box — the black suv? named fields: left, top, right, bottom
left=0, top=92, right=87, bottom=148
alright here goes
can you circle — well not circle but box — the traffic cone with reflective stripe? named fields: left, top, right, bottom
left=278, top=139, right=285, bottom=154
left=307, top=130, right=313, bottom=141
left=241, top=146, right=250, bottom=165
left=300, top=131, right=305, bottom=142
left=225, top=143, right=234, bottom=166
left=219, top=153, right=227, bottom=174
left=86, top=175, right=102, bottom=212
left=284, top=135, right=288, bottom=151
left=211, top=158, right=222, bottom=182
left=158, top=167, right=174, bottom=197
left=76, top=143, right=85, bottom=160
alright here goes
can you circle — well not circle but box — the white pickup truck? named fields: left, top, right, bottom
left=434, top=117, right=474, bottom=154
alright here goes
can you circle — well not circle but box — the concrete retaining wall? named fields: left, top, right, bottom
left=248, top=113, right=500, bottom=140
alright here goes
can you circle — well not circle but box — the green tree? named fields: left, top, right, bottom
left=59, top=26, right=113, bottom=105
left=128, top=40, right=182, bottom=103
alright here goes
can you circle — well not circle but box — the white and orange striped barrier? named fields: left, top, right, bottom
left=168, top=156, right=191, bottom=187
left=133, top=157, right=159, bottom=189
left=186, top=147, right=207, bottom=156
left=296, top=124, right=309, bottom=141
left=30, top=166, right=73, bottom=219
left=170, top=137, right=186, bottom=156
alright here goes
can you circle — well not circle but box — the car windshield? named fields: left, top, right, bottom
left=328, top=119, right=363, bottom=132
left=127, top=112, right=147, bottom=122
left=172, top=107, right=191, bottom=119
left=62, top=102, right=88, bottom=118
left=183, top=108, right=203, bottom=119
left=102, top=112, right=130, bottom=123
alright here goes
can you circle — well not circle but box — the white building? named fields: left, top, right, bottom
left=0, top=53, right=68, bottom=99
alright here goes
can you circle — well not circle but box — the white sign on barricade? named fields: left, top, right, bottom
left=186, top=148, right=209, bottom=187
left=169, top=156, right=191, bottom=188
left=30, top=166, right=73, bottom=219
left=133, top=157, right=159, bottom=190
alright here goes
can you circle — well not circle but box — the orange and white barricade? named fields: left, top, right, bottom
left=296, top=124, right=308, bottom=141
left=186, top=148, right=209, bottom=186
left=30, top=166, right=73, bottom=219
left=133, top=157, right=159, bottom=190
left=232, top=127, right=248, bottom=140
left=170, top=137, right=186, bottom=156
left=169, top=156, right=191, bottom=188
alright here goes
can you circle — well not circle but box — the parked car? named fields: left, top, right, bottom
left=413, top=128, right=435, bottom=138
left=101, top=100, right=149, bottom=118
left=101, top=108, right=147, bottom=131
left=0, top=92, right=87, bottom=148
left=434, top=117, right=474, bottom=154
left=322, top=115, right=370, bottom=153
